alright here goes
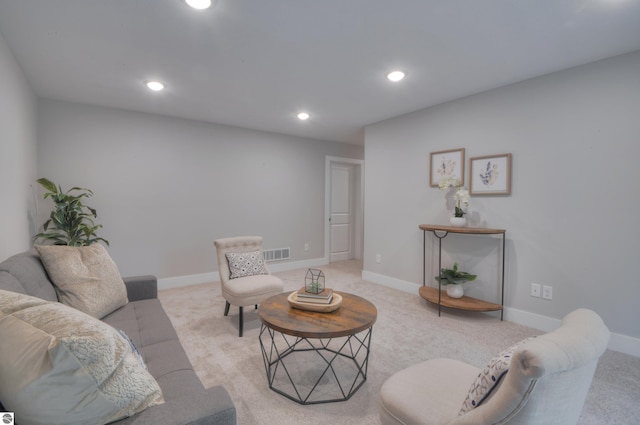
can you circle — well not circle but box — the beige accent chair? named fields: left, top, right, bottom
left=214, top=236, right=283, bottom=337
left=380, top=308, right=610, bottom=425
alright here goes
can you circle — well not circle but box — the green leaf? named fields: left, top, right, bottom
left=36, top=178, right=58, bottom=194
left=434, top=262, right=477, bottom=285
left=68, top=187, right=93, bottom=196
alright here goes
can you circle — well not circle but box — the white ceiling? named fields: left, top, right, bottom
left=1, top=1, right=639, bottom=145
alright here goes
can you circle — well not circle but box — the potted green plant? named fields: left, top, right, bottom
left=33, top=178, right=109, bottom=246
left=434, top=262, right=477, bottom=298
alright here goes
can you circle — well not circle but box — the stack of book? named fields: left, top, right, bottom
left=295, top=287, right=333, bottom=304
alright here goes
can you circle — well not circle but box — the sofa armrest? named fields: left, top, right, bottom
left=124, top=385, right=236, bottom=425
left=123, top=275, right=158, bottom=301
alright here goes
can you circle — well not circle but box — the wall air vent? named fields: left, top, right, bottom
left=263, top=247, right=291, bottom=262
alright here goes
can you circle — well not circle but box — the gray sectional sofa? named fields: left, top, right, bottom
left=0, top=249, right=236, bottom=425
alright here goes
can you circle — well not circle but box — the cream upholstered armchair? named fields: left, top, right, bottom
left=380, top=309, right=610, bottom=425
left=214, top=236, right=283, bottom=337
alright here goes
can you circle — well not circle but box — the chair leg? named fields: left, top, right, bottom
left=224, top=302, right=245, bottom=337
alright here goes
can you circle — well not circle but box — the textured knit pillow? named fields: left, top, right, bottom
left=35, top=244, right=128, bottom=318
left=226, top=250, right=268, bottom=279
left=459, top=337, right=536, bottom=415
left=0, top=289, right=163, bottom=425
left=118, top=330, right=147, bottom=370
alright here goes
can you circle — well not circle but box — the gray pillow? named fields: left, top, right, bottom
left=35, top=244, right=128, bottom=318
left=0, top=289, right=163, bottom=425
left=226, top=250, right=268, bottom=279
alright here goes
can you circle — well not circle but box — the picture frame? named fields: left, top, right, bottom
left=469, top=153, right=512, bottom=195
left=429, top=148, right=465, bottom=187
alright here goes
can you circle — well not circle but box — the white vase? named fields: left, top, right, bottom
left=450, top=216, right=466, bottom=227
left=446, top=284, right=464, bottom=298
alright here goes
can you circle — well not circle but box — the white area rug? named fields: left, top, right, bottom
left=159, top=260, right=640, bottom=425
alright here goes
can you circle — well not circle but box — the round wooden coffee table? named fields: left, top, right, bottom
left=258, top=291, right=377, bottom=404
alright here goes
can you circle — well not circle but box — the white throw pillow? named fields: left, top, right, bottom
left=459, top=337, right=536, bottom=415
left=35, top=244, right=128, bottom=318
left=0, top=289, right=163, bottom=425
left=226, top=250, right=268, bottom=279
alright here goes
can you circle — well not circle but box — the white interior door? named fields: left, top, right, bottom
left=330, top=164, right=353, bottom=262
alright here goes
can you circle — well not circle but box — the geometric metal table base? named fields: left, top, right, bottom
left=259, top=324, right=373, bottom=405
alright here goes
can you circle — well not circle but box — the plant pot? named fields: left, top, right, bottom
left=446, top=284, right=464, bottom=298
left=450, top=217, right=467, bottom=227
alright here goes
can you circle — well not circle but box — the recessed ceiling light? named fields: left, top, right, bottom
left=184, top=0, right=212, bottom=10
left=387, top=70, right=406, bottom=82
left=146, top=81, right=165, bottom=91
left=297, top=112, right=310, bottom=121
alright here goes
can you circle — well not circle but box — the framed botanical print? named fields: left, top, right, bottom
left=469, top=153, right=512, bottom=195
left=429, top=148, right=465, bottom=187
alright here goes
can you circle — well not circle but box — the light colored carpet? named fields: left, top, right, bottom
left=159, top=260, right=640, bottom=425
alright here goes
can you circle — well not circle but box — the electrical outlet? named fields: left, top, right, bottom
left=375, top=254, right=382, bottom=263
left=304, top=243, right=309, bottom=251
left=531, top=283, right=541, bottom=298
left=542, top=285, right=553, bottom=300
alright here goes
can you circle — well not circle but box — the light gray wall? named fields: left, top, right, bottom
left=36, top=99, right=363, bottom=278
left=364, top=51, right=640, bottom=341
left=0, top=31, right=37, bottom=261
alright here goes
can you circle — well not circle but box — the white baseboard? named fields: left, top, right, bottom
left=362, top=269, right=640, bottom=358
left=157, top=257, right=327, bottom=291
left=158, top=272, right=217, bottom=291
left=361, top=270, right=420, bottom=295
left=503, top=307, right=561, bottom=332
left=607, top=333, right=640, bottom=357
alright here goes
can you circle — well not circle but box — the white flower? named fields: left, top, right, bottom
left=438, top=176, right=461, bottom=191
left=455, top=189, right=470, bottom=207
left=437, top=177, right=470, bottom=217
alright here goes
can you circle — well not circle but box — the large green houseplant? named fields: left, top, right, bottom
left=33, top=178, right=109, bottom=246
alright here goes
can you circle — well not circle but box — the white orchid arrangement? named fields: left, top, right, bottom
left=439, top=176, right=469, bottom=217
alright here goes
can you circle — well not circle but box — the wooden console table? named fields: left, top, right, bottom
left=419, top=224, right=506, bottom=320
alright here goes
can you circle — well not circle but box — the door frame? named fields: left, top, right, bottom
left=324, top=156, right=364, bottom=264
